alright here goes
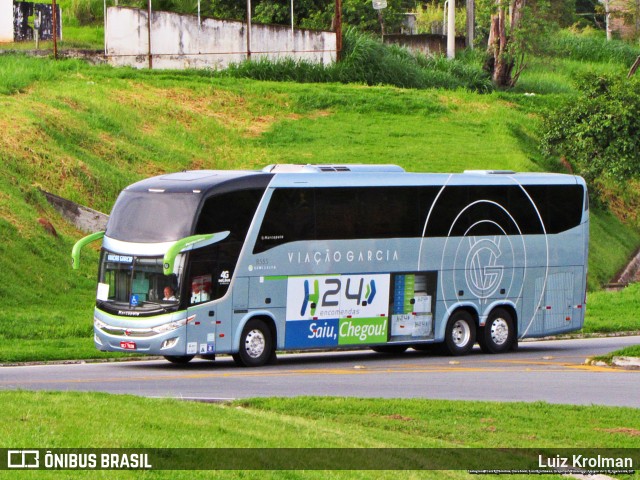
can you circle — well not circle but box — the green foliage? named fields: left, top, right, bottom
left=541, top=29, right=640, bottom=64
left=221, top=57, right=333, bottom=83
left=104, top=0, right=411, bottom=33
left=339, top=0, right=409, bottom=34
left=586, top=209, right=640, bottom=291
left=415, top=1, right=467, bottom=36
left=68, top=0, right=105, bottom=25
left=483, top=0, right=572, bottom=88
left=222, top=29, right=493, bottom=91
left=334, top=29, right=434, bottom=87
left=540, top=73, right=640, bottom=200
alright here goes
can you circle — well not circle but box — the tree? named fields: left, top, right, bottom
left=193, top=0, right=411, bottom=33
left=540, top=73, right=640, bottom=201
left=485, top=0, right=527, bottom=87
left=484, top=0, right=558, bottom=88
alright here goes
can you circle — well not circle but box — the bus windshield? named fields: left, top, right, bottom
left=106, top=191, right=200, bottom=243
left=97, top=251, right=181, bottom=314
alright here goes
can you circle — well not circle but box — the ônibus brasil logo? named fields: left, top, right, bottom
left=300, top=277, right=377, bottom=317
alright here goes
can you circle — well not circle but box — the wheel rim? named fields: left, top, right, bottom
left=490, top=318, right=509, bottom=346
left=451, top=320, right=471, bottom=347
left=244, top=329, right=266, bottom=358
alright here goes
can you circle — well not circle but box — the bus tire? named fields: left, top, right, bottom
left=479, top=308, right=515, bottom=354
left=164, top=355, right=194, bottom=364
left=235, top=319, right=274, bottom=367
left=443, top=310, right=476, bottom=356
left=371, top=345, right=408, bottom=354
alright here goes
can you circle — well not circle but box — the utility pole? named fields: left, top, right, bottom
left=335, top=0, right=342, bottom=61
left=246, top=0, right=252, bottom=59
left=466, top=0, right=474, bottom=49
left=52, top=0, right=58, bottom=59
left=600, top=0, right=612, bottom=40
left=147, top=0, right=152, bottom=68
left=447, top=0, right=455, bottom=58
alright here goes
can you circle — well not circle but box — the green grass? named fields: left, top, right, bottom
left=588, top=211, right=640, bottom=290
left=0, top=392, right=638, bottom=478
left=222, top=30, right=493, bottom=92
left=583, top=283, right=640, bottom=334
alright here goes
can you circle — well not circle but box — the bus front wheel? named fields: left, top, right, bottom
left=478, top=308, right=515, bottom=354
left=443, top=310, right=476, bottom=356
left=164, top=355, right=194, bottom=364
left=235, top=319, right=274, bottom=367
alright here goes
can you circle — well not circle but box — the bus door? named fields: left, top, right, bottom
left=184, top=244, right=235, bottom=356
left=185, top=301, right=218, bottom=357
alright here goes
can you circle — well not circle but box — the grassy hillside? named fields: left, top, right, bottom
left=0, top=53, right=638, bottom=361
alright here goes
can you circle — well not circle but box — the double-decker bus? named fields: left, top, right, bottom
left=72, top=165, right=589, bottom=366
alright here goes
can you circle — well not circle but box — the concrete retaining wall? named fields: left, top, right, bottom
left=106, top=6, right=336, bottom=70
left=384, top=33, right=466, bottom=57
left=42, top=190, right=109, bottom=233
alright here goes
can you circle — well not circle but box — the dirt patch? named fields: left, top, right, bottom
left=438, top=95, right=492, bottom=113
left=110, top=84, right=296, bottom=138
left=384, top=414, right=415, bottom=422
left=595, top=427, right=640, bottom=437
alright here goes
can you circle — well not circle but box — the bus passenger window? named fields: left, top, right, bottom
left=191, top=275, right=211, bottom=304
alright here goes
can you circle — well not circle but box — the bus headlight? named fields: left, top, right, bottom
left=152, top=318, right=187, bottom=334
left=94, top=317, right=107, bottom=330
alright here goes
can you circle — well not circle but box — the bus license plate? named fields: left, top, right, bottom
left=120, top=341, right=136, bottom=350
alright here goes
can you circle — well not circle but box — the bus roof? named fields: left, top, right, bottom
left=123, top=166, right=584, bottom=194
left=266, top=166, right=584, bottom=189
left=124, top=170, right=272, bottom=196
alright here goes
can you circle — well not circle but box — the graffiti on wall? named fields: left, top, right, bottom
left=13, top=2, right=61, bottom=41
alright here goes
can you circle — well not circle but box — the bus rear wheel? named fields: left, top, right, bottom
left=442, top=310, right=476, bottom=356
left=235, top=319, right=274, bottom=367
left=164, top=355, right=194, bottom=364
left=478, top=308, right=515, bottom=354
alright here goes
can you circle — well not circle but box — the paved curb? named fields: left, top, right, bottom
left=588, top=356, right=640, bottom=370
left=611, top=356, right=640, bottom=369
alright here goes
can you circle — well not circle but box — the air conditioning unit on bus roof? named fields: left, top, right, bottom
left=463, top=170, right=517, bottom=175
left=262, top=164, right=406, bottom=174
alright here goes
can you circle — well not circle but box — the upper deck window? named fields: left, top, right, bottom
left=254, top=184, right=585, bottom=253
left=106, top=191, right=199, bottom=243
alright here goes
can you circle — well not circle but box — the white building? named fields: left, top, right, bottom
left=0, top=0, right=13, bottom=43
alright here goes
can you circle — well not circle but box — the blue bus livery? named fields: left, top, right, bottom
left=72, top=165, right=589, bottom=366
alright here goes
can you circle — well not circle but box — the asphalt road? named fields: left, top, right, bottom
left=1, top=336, right=638, bottom=407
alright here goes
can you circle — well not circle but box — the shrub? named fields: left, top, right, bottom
left=542, top=30, right=640, bottom=65
left=540, top=73, right=640, bottom=201
left=220, top=29, right=493, bottom=92
left=69, top=0, right=105, bottom=25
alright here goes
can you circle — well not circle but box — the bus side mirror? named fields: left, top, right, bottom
left=71, top=231, right=105, bottom=270
left=163, top=231, right=230, bottom=276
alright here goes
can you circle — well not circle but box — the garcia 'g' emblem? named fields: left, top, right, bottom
left=465, top=236, right=503, bottom=299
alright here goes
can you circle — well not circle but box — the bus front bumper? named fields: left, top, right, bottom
left=93, top=315, right=190, bottom=356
